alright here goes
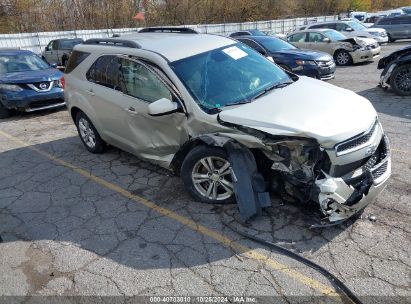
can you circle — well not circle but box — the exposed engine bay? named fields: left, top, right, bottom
left=213, top=119, right=391, bottom=225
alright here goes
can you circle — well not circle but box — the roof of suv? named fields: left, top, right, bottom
left=76, top=33, right=235, bottom=62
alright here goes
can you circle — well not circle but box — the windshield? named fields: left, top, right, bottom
left=403, top=8, right=411, bottom=14
left=324, top=30, right=347, bottom=41
left=60, top=40, right=82, bottom=49
left=0, top=54, right=49, bottom=74
left=347, top=21, right=367, bottom=30
left=257, top=37, right=296, bottom=52
left=170, top=43, right=291, bottom=111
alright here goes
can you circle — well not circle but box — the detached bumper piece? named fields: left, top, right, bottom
left=225, top=142, right=271, bottom=222
left=316, top=136, right=391, bottom=223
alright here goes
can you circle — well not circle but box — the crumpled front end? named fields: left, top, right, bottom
left=315, top=126, right=391, bottom=223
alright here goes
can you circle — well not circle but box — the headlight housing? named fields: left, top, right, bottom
left=296, top=59, right=317, bottom=66
left=0, top=84, right=23, bottom=92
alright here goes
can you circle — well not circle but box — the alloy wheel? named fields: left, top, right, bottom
left=78, top=117, right=96, bottom=149
left=336, top=52, right=350, bottom=65
left=191, top=156, right=233, bottom=201
left=393, top=66, right=411, bottom=94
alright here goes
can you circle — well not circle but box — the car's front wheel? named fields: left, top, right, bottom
left=75, top=112, right=106, bottom=153
left=334, top=50, right=353, bottom=66
left=0, top=102, right=11, bottom=119
left=390, top=64, right=411, bottom=96
left=181, top=146, right=235, bottom=204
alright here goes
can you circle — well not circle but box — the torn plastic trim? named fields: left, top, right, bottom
left=315, top=157, right=391, bottom=223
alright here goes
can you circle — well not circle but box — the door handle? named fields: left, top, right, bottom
left=86, top=89, right=95, bottom=96
left=126, top=106, right=137, bottom=114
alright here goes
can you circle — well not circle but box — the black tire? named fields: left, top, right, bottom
left=0, top=102, right=11, bottom=119
left=61, top=56, right=68, bottom=67
left=75, top=111, right=106, bottom=153
left=387, top=34, right=396, bottom=43
left=334, top=50, right=353, bottom=66
left=389, top=64, right=411, bottom=96
left=181, top=145, right=235, bottom=205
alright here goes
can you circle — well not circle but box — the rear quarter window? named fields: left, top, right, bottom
left=65, top=51, right=90, bottom=74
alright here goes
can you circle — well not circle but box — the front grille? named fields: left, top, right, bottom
left=344, top=135, right=390, bottom=186
left=371, top=161, right=388, bottom=180
left=336, top=120, right=378, bottom=155
left=30, top=81, right=52, bottom=91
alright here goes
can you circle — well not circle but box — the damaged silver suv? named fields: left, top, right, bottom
left=64, top=28, right=391, bottom=224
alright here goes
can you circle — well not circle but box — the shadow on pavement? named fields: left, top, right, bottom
left=0, top=134, right=349, bottom=271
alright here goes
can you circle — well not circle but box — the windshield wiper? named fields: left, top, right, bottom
left=252, top=81, right=294, bottom=100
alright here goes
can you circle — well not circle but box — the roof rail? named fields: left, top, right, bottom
left=83, top=38, right=140, bottom=48
left=138, top=27, right=198, bottom=34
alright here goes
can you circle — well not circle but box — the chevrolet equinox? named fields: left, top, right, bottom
left=64, top=29, right=391, bottom=224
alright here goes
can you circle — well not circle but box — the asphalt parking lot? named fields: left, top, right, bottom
left=0, top=41, right=410, bottom=303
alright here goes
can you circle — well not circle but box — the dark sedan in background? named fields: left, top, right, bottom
left=0, top=49, right=65, bottom=118
left=235, top=35, right=336, bottom=80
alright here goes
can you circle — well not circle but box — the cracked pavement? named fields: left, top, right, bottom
left=0, top=41, right=410, bottom=303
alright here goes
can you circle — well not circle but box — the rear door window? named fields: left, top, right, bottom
left=65, top=50, right=90, bottom=73
left=237, top=39, right=266, bottom=54
left=308, top=32, right=325, bottom=42
left=86, top=55, right=123, bottom=90
left=288, top=32, right=306, bottom=42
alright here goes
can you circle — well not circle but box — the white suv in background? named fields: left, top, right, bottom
left=63, top=28, right=391, bottom=224
left=303, top=20, right=389, bottom=44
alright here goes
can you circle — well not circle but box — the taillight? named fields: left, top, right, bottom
left=60, top=76, right=65, bottom=89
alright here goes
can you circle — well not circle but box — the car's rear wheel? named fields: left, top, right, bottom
left=0, top=102, right=11, bottom=119
left=390, top=64, right=411, bottom=96
left=334, top=50, right=353, bottom=66
left=75, top=112, right=106, bottom=153
left=181, top=146, right=235, bottom=204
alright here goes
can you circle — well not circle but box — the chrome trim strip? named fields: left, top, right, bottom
left=27, top=81, right=53, bottom=92
left=335, top=119, right=379, bottom=156
left=25, top=101, right=66, bottom=112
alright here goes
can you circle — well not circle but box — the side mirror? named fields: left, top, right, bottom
left=323, top=37, right=331, bottom=43
left=148, top=98, right=179, bottom=116
left=50, top=63, right=58, bottom=68
left=45, top=46, right=49, bottom=51
left=345, top=27, right=354, bottom=32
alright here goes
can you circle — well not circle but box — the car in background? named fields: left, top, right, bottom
left=0, top=49, right=65, bottom=118
left=42, top=38, right=83, bottom=66
left=234, top=35, right=335, bottom=80
left=229, top=29, right=267, bottom=37
left=287, top=29, right=381, bottom=66
left=378, top=45, right=411, bottom=96
left=401, top=7, right=411, bottom=15
left=371, top=15, right=411, bottom=42
left=349, top=11, right=367, bottom=22
left=304, top=20, right=388, bottom=44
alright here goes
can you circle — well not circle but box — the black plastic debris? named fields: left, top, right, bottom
left=225, top=141, right=271, bottom=221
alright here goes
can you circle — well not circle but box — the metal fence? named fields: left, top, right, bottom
left=0, top=15, right=337, bottom=54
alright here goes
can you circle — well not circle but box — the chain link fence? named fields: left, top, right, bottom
left=0, top=15, right=337, bottom=54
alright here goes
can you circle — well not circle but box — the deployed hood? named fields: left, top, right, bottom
left=219, top=77, right=377, bottom=148
left=0, top=68, right=62, bottom=84
left=270, top=48, right=332, bottom=61
left=340, top=36, right=377, bottom=46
